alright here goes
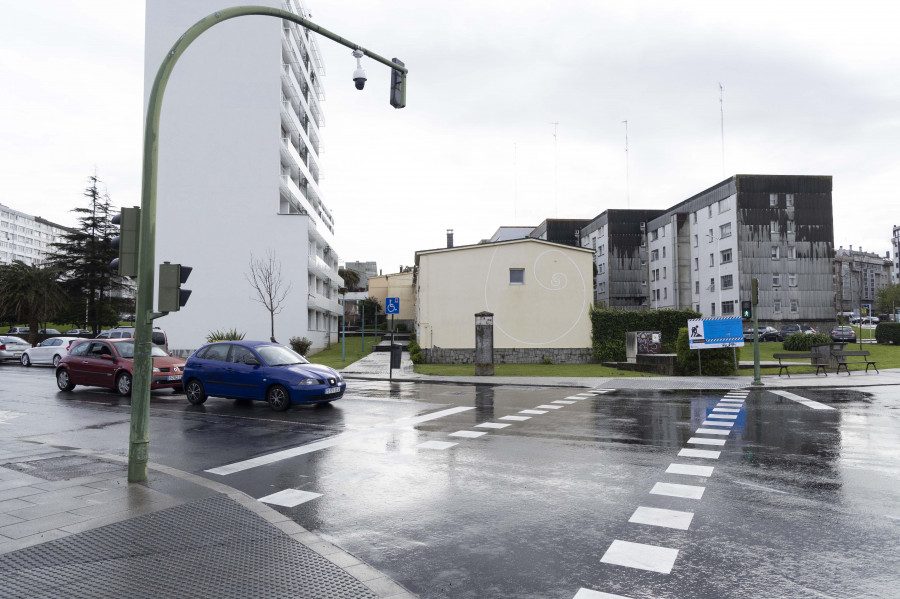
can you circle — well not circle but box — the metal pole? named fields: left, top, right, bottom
left=752, top=302, right=761, bottom=385
left=389, top=314, right=394, bottom=381
left=697, top=349, right=702, bottom=376
left=732, top=346, right=738, bottom=376
left=130, top=6, right=407, bottom=482
left=341, top=292, right=345, bottom=362
left=361, top=304, right=365, bottom=352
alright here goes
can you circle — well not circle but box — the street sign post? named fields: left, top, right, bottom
left=386, top=297, right=399, bottom=380
left=688, top=317, right=744, bottom=376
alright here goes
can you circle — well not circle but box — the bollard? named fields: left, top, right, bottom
left=475, top=311, right=494, bottom=376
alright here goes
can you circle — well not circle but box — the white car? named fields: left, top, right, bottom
left=0, top=336, right=30, bottom=362
left=21, top=337, right=82, bottom=368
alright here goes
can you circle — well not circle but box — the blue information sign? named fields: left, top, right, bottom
left=687, top=318, right=744, bottom=349
left=386, top=297, right=400, bottom=314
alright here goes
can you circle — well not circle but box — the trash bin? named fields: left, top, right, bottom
left=390, top=344, right=402, bottom=369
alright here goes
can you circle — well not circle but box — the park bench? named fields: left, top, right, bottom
left=772, top=353, right=827, bottom=377
left=834, top=350, right=879, bottom=375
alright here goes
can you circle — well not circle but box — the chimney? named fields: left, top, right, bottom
left=447, top=229, right=454, bottom=248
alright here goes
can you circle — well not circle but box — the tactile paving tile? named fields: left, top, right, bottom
left=0, top=495, right=377, bottom=598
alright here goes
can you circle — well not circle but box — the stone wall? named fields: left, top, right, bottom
left=423, top=347, right=596, bottom=365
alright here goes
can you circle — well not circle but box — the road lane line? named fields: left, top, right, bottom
left=519, top=409, right=548, bottom=415
left=206, top=406, right=475, bottom=475
left=650, top=482, right=705, bottom=499
left=770, top=390, right=835, bottom=410
left=687, top=437, right=727, bottom=446
left=552, top=400, right=577, bottom=404
left=600, top=540, right=679, bottom=573
left=449, top=430, right=487, bottom=438
left=629, top=506, right=694, bottom=530
left=258, top=489, right=322, bottom=507
left=678, top=448, right=720, bottom=459
left=666, top=463, right=714, bottom=477
left=475, top=422, right=511, bottom=429
left=500, top=415, right=531, bottom=421
left=536, top=405, right=564, bottom=409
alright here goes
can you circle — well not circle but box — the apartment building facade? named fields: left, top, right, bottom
left=145, top=0, right=342, bottom=351
left=892, top=225, right=900, bottom=285
left=834, top=246, right=893, bottom=315
left=0, top=203, right=70, bottom=267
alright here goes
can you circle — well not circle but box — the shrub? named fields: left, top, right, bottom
left=782, top=332, right=830, bottom=351
left=407, top=339, right=424, bottom=364
left=675, top=327, right=736, bottom=376
left=289, top=336, right=313, bottom=356
left=206, top=329, right=245, bottom=343
left=591, top=307, right=702, bottom=362
left=875, top=322, right=900, bottom=345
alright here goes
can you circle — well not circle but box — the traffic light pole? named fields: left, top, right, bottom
left=129, top=6, right=408, bottom=482
left=751, top=277, right=762, bottom=386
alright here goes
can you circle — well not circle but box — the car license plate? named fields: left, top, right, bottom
left=168, top=374, right=182, bottom=381
left=325, top=387, right=340, bottom=394
left=12, top=352, right=22, bottom=357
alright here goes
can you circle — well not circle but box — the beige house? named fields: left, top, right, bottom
left=368, top=271, right=415, bottom=328
left=415, top=239, right=595, bottom=364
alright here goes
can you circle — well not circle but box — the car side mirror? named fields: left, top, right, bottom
left=100, top=354, right=115, bottom=361
left=244, top=357, right=261, bottom=366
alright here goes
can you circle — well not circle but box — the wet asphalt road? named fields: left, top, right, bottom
left=1, top=364, right=898, bottom=598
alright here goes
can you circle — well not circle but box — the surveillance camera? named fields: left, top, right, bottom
left=353, top=67, right=366, bottom=90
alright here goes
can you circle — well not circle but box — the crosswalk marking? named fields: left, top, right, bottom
left=695, top=428, right=730, bottom=435
left=600, top=540, right=679, bottom=574
left=475, top=422, right=511, bottom=429
left=417, top=440, right=458, bottom=450
left=770, top=390, right=835, bottom=410
left=687, top=437, right=727, bottom=446
left=666, top=463, right=714, bottom=477
left=629, top=506, right=694, bottom=530
left=678, top=448, right=720, bottom=459
left=258, top=489, right=322, bottom=507
left=449, top=430, right=487, bottom=438
left=650, top=482, right=705, bottom=500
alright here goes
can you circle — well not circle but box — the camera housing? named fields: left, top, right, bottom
left=353, top=67, right=366, bottom=90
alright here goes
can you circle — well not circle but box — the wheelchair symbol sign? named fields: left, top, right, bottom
left=386, top=297, right=400, bottom=314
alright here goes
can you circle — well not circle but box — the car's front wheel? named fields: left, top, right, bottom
left=266, top=384, right=291, bottom=412
left=21, top=354, right=31, bottom=367
left=116, top=372, right=132, bottom=396
left=185, top=379, right=207, bottom=405
left=56, top=368, right=75, bottom=391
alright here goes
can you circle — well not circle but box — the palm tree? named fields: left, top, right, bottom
left=338, top=268, right=361, bottom=292
left=0, top=261, right=66, bottom=345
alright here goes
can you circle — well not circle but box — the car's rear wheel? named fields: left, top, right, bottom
left=185, top=379, right=207, bottom=405
left=21, top=354, right=30, bottom=367
left=116, top=372, right=132, bottom=396
left=52, top=354, right=61, bottom=368
left=266, top=384, right=291, bottom=411
left=56, top=368, right=75, bottom=391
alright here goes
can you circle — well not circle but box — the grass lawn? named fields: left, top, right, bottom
left=307, top=335, right=381, bottom=369
left=738, top=340, right=900, bottom=375
left=413, top=363, right=660, bottom=377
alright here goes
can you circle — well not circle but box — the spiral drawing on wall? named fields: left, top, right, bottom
left=484, top=246, right=587, bottom=345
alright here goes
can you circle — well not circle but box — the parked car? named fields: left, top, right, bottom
left=778, top=324, right=801, bottom=340
left=850, top=316, right=879, bottom=325
left=182, top=340, right=345, bottom=411
left=55, top=338, right=185, bottom=396
left=743, top=326, right=779, bottom=342
left=64, top=329, right=93, bottom=336
left=37, top=328, right=61, bottom=335
left=0, top=336, right=31, bottom=362
left=6, top=326, right=29, bottom=335
left=830, top=326, right=857, bottom=342
left=800, top=324, right=817, bottom=334
left=21, top=336, right=82, bottom=367
left=95, top=326, right=169, bottom=353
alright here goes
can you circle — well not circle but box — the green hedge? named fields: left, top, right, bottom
left=590, top=308, right=701, bottom=362
left=875, top=322, right=900, bottom=345
left=782, top=332, right=831, bottom=351
left=675, top=327, right=735, bottom=376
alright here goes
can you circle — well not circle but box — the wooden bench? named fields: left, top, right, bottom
left=834, top=350, right=879, bottom=375
left=772, top=353, right=828, bottom=377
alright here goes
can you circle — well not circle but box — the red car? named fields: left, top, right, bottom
left=56, top=338, right=185, bottom=396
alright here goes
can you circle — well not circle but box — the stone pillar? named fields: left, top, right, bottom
left=475, top=311, right=494, bottom=376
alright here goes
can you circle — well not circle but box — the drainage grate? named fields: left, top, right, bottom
left=0, top=495, right=377, bottom=599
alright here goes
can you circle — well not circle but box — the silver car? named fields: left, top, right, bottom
left=21, top=336, right=82, bottom=367
left=0, top=336, right=31, bottom=362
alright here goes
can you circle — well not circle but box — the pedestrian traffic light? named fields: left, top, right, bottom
left=158, top=262, right=192, bottom=312
left=110, top=207, right=141, bottom=277
left=741, top=300, right=752, bottom=320
left=389, top=58, right=406, bottom=109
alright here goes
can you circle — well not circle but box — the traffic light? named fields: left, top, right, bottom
left=389, top=58, right=406, bottom=109
left=158, top=262, right=192, bottom=312
left=110, top=207, right=141, bottom=277
left=741, top=300, right=752, bottom=320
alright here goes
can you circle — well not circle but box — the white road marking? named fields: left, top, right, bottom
left=536, top=405, right=564, bottom=410
left=552, top=400, right=577, bottom=404
left=573, top=589, right=635, bottom=599
left=500, top=415, right=531, bottom=421
left=475, top=422, right=511, bottom=429
left=417, top=440, right=459, bottom=450
left=687, top=437, right=727, bottom=446
left=206, top=406, right=475, bottom=475
left=258, top=489, right=321, bottom=507
left=565, top=396, right=587, bottom=400
left=629, top=506, right=694, bottom=530
left=650, top=482, right=705, bottom=499
left=706, top=413, right=738, bottom=420
left=695, top=428, right=730, bottom=435
left=713, top=407, right=741, bottom=413
left=678, top=448, right=720, bottom=459
left=702, top=420, right=734, bottom=427
left=519, top=409, right=548, bottom=415
left=600, top=539, right=679, bottom=573
left=449, top=430, right=487, bottom=438
left=0, top=411, right=25, bottom=425
left=770, top=390, right=836, bottom=410
left=666, top=463, right=714, bottom=477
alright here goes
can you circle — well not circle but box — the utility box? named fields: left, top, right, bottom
left=475, top=311, right=494, bottom=376
left=626, top=331, right=662, bottom=362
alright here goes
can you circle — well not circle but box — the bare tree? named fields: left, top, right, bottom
left=245, top=250, right=292, bottom=342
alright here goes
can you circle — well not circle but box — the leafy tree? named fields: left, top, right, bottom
left=876, top=284, right=900, bottom=315
left=338, top=267, right=361, bottom=292
left=47, top=174, right=123, bottom=333
left=360, top=296, right=382, bottom=327
left=245, top=249, right=292, bottom=341
left=0, top=261, right=65, bottom=345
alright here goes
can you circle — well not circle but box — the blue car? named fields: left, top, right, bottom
left=182, top=341, right=345, bottom=411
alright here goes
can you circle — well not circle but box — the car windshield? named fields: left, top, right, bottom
left=2, top=336, right=26, bottom=344
left=257, top=345, right=310, bottom=366
left=114, top=341, right=169, bottom=359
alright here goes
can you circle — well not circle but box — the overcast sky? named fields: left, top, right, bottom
left=1, top=1, right=898, bottom=273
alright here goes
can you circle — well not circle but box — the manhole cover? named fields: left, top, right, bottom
left=4, top=454, right=123, bottom=481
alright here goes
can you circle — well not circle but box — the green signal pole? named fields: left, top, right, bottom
left=751, top=277, right=762, bottom=386
left=129, top=6, right=408, bottom=482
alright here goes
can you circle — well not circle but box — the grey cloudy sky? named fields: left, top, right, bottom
left=1, top=1, right=898, bottom=273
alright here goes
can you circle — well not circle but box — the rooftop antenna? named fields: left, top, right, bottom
left=550, top=121, right=559, bottom=217
left=622, top=120, right=629, bottom=208
left=719, top=83, right=725, bottom=177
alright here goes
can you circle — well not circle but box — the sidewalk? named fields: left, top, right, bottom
left=340, top=350, right=900, bottom=390
left=0, top=440, right=414, bottom=598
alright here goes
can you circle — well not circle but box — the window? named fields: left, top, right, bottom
left=663, top=288, right=668, bottom=299
left=721, top=274, right=733, bottom=289
left=720, top=248, right=732, bottom=264
left=788, top=246, right=796, bottom=259
left=722, top=301, right=735, bottom=315
left=662, top=246, right=666, bottom=258
left=598, top=263, right=604, bottom=274
left=692, top=212, right=698, bottom=224
left=786, top=220, right=795, bottom=233
left=708, top=228, right=714, bottom=242
left=719, top=223, right=732, bottom=238
left=651, top=270, right=656, bottom=282
left=709, top=253, right=715, bottom=267
left=509, top=268, right=525, bottom=284
left=771, top=246, right=780, bottom=259
left=650, top=230, right=659, bottom=241
left=597, top=245, right=605, bottom=256
left=773, top=273, right=781, bottom=286
left=771, top=220, right=778, bottom=232
left=694, top=234, right=698, bottom=247
left=661, top=227, right=666, bottom=237
left=655, top=268, right=660, bottom=281
left=708, top=205, right=713, bottom=217
left=786, top=194, right=794, bottom=207
left=770, top=193, right=778, bottom=207
left=695, top=281, right=700, bottom=294
left=718, top=199, right=729, bottom=213
left=663, top=267, right=667, bottom=279
left=790, top=299, right=799, bottom=312
left=710, top=302, right=716, bottom=316
left=789, top=273, right=797, bottom=287
left=774, top=299, right=782, bottom=312
left=694, top=257, right=699, bottom=271
left=651, top=249, right=659, bottom=261
left=710, top=277, right=715, bottom=292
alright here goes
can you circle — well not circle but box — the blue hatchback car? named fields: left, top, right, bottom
left=182, top=341, right=345, bottom=411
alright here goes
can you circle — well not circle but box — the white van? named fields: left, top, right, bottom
left=96, top=326, right=169, bottom=353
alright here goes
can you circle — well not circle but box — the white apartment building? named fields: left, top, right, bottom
left=892, top=225, right=900, bottom=284
left=0, top=203, right=69, bottom=267
left=145, top=0, right=342, bottom=351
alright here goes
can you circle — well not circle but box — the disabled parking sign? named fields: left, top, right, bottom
left=386, top=297, right=399, bottom=314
